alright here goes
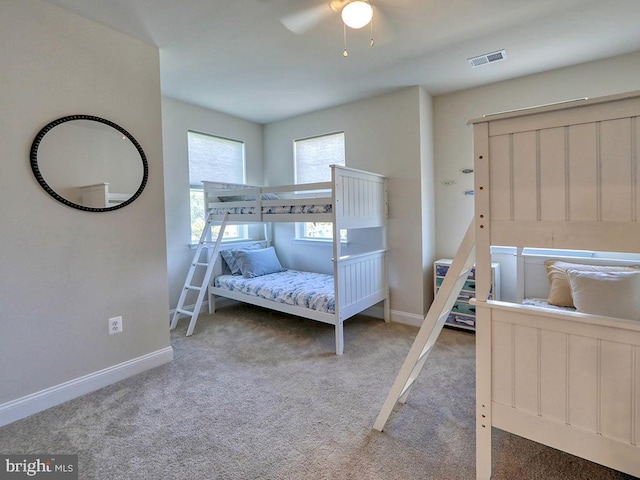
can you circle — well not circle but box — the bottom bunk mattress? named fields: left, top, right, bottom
left=521, top=297, right=576, bottom=312
left=214, top=270, right=335, bottom=314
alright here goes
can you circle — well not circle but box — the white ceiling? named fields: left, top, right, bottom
left=43, top=0, right=640, bottom=124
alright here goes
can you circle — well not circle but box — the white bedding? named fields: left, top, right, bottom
left=214, top=270, right=335, bottom=313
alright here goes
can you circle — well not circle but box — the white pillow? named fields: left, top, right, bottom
left=566, top=269, right=640, bottom=321
left=545, top=260, right=640, bottom=307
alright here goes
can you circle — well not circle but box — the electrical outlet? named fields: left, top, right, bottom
left=108, top=316, right=123, bottom=335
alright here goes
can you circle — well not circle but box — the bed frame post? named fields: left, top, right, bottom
left=383, top=176, right=390, bottom=322
left=332, top=165, right=344, bottom=355
left=335, top=320, right=344, bottom=356
left=473, top=121, right=493, bottom=480
left=515, top=247, right=525, bottom=303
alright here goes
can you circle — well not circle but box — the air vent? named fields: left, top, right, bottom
left=468, top=49, right=507, bottom=68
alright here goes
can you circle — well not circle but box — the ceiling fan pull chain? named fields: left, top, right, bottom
left=343, top=23, right=348, bottom=57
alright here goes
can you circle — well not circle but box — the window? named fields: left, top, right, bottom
left=188, top=131, right=246, bottom=243
left=294, top=132, right=346, bottom=242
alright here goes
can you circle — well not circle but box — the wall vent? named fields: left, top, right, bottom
left=468, top=49, right=507, bottom=68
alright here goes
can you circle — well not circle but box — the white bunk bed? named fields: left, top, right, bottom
left=470, top=91, right=640, bottom=478
left=202, top=165, right=389, bottom=356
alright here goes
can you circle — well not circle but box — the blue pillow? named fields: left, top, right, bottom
left=235, top=247, right=286, bottom=278
left=220, top=243, right=263, bottom=274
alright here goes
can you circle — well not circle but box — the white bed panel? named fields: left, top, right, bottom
left=512, top=131, right=537, bottom=221
left=538, top=127, right=566, bottom=222
left=600, top=341, right=634, bottom=443
left=513, top=324, right=538, bottom=415
left=336, top=250, right=386, bottom=320
left=488, top=135, right=510, bottom=222
left=539, top=329, right=567, bottom=422
left=568, top=123, right=598, bottom=222
left=491, top=320, right=512, bottom=407
left=490, top=117, right=640, bottom=225
left=486, top=115, right=640, bottom=250
left=600, top=118, right=634, bottom=222
left=334, top=168, right=386, bottom=229
left=568, top=335, right=599, bottom=433
left=488, top=304, right=640, bottom=460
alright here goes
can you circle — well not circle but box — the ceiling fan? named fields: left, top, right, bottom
left=280, top=0, right=388, bottom=56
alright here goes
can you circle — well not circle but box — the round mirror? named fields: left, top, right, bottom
left=30, top=115, right=148, bottom=212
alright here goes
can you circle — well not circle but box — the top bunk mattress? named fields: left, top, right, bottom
left=209, top=203, right=332, bottom=216
left=214, top=270, right=335, bottom=314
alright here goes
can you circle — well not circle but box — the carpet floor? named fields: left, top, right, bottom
left=0, top=304, right=637, bottom=479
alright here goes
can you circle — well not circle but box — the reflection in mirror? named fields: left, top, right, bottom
left=30, top=115, right=148, bottom=212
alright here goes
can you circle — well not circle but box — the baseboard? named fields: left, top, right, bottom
left=359, top=305, right=424, bottom=327
left=0, top=346, right=174, bottom=428
left=389, top=309, right=424, bottom=327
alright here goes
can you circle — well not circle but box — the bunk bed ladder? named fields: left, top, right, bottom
left=373, top=219, right=475, bottom=432
left=170, top=212, right=229, bottom=336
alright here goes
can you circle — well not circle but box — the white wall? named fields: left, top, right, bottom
left=162, top=97, right=264, bottom=309
left=0, top=0, right=170, bottom=422
left=434, top=50, right=640, bottom=260
left=264, top=87, right=435, bottom=323
left=419, top=89, right=436, bottom=313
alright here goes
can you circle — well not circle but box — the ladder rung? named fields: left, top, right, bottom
left=185, top=285, right=202, bottom=291
left=193, top=262, right=208, bottom=267
left=417, top=344, right=434, bottom=363
left=437, top=309, right=451, bottom=323
left=176, top=308, right=195, bottom=317
left=399, top=378, right=416, bottom=400
left=458, top=269, right=471, bottom=279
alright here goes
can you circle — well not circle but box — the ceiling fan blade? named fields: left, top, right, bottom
left=280, top=3, right=334, bottom=34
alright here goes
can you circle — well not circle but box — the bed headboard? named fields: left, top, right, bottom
left=470, top=91, right=640, bottom=254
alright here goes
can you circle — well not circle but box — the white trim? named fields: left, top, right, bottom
left=389, top=309, right=424, bottom=327
left=0, top=347, right=174, bottom=427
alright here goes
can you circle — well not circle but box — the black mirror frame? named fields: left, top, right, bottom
left=30, top=114, right=149, bottom=212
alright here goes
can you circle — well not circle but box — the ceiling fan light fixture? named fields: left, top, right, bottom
left=341, top=1, right=373, bottom=29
